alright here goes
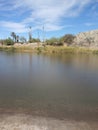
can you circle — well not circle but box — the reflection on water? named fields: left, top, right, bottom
left=0, top=52, right=98, bottom=121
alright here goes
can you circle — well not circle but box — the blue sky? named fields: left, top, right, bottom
left=0, top=0, right=98, bottom=40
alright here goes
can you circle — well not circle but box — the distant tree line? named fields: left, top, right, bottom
left=0, top=31, right=41, bottom=46
left=0, top=32, right=75, bottom=46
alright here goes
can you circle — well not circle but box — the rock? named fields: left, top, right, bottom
left=73, top=30, right=98, bottom=47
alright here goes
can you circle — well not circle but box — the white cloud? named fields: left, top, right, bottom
left=16, top=0, right=92, bottom=31
left=0, top=21, right=27, bottom=33
left=0, top=0, right=92, bottom=33
left=20, top=0, right=91, bottom=21
left=85, top=22, right=95, bottom=26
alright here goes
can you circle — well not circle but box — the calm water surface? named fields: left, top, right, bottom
left=0, top=51, right=98, bottom=121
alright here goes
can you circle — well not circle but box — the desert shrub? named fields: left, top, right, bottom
left=29, top=38, right=40, bottom=43
left=46, top=37, right=63, bottom=46
left=4, top=38, right=14, bottom=45
left=61, top=34, right=75, bottom=45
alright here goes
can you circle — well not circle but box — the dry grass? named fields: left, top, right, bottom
left=0, top=45, right=98, bottom=54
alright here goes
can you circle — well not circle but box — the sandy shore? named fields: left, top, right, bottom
left=0, top=114, right=98, bottom=130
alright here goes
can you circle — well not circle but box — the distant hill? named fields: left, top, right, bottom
left=73, top=30, right=98, bottom=47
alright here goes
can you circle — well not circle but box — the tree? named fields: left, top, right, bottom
left=11, top=32, right=16, bottom=42
left=61, top=34, right=75, bottom=45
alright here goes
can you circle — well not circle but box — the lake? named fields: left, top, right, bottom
left=0, top=51, right=98, bottom=123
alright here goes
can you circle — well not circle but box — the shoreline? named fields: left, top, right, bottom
left=0, top=105, right=98, bottom=122
left=0, top=113, right=98, bottom=130
left=0, top=44, right=98, bottom=54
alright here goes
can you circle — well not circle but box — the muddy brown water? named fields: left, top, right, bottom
left=0, top=52, right=98, bottom=123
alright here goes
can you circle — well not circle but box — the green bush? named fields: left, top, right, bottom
left=29, top=38, right=40, bottom=43
left=61, top=34, right=75, bottom=45
left=4, top=38, right=14, bottom=46
left=46, top=37, right=57, bottom=45
left=46, top=37, right=63, bottom=46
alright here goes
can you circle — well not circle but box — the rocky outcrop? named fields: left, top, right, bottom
left=73, top=30, right=98, bottom=47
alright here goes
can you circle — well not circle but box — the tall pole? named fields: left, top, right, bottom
left=43, top=25, right=45, bottom=43
left=37, top=30, right=40, bottom=40
left=37, top=30, right=40, bottom=46
left=29, top=26, right=32, bottom=42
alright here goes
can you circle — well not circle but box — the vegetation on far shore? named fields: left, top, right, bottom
left=0, top=32, right=98, bottom=54
left=0, top=45, right=98, bottom=55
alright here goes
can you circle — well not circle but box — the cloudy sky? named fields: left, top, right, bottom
left=0, top=0, right=98, bottom=40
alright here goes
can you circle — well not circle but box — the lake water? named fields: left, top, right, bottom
left=0, top=51, right=98, bottom=121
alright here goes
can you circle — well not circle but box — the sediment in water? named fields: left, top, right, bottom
left=0, top=114, right=98, bottom=130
